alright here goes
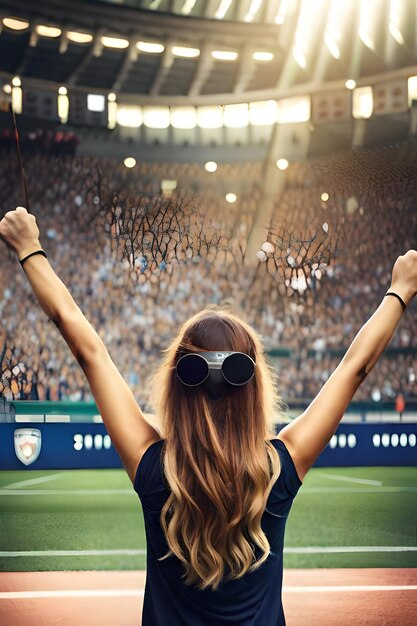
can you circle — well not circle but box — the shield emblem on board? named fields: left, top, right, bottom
left=14, top=428, right=42, bottom=466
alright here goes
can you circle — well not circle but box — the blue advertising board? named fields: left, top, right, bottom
left=0, top=422, right=416, bottom=470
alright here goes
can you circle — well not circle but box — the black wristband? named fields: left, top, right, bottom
left=385, top=291, right=407, bottom=311
left=19, top=250, right=47, bottom=267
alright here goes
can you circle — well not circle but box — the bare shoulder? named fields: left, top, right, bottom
left=271, top=434, right=307, bottom=483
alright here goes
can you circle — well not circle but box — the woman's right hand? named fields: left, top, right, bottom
left=389, top=250, right=417, bottom=305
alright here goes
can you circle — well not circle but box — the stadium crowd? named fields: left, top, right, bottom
left=0, top=144, right=416, bottom=411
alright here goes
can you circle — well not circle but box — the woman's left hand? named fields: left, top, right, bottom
left=0, top=206, right=41, bottom=257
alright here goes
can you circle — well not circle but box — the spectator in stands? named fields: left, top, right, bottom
left=0, top=143, right=416, bottom=411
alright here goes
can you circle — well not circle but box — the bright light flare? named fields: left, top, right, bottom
left=87, top=94, right=105, bottom=112
left=277, top=96, right=310, bottom=123
left=67, top=31, right=93, bottom=44
left=353, top=86, right=373, bottom=119
left=249, top=100, right=277, bottom=126
left=293, top=0, right=325, bottom=69
left=116, top=106, right=143, bottom=128
left=359, top=0, right=379, bottom=51
left=171, top=107, right=196, bottom=129
left=389, top=0, right=404, bottom=45
left=101, top=36, right=129, bottom=49
left=276, top=158, right=289, bottom=170
left=181, top=0, right=197, bottom=15
left=197, top=106, right=223, bottom=128
left=58, top=90, right=69, bottom=123
left=244, top=0, right=263, bottom=23
left=137, top=41, right=164, bottom=53
left=215, top=0, right=233, bottom=19
left=275, top=0, right=290, bottom=24
left=36, top=24, right=61, bottom=38
left=211, top=50, right=238, bottom=61
left=325, top=0, right=350, bottom=60
left=408, top=76, right=417, bottom=106
left=172, top=45, right=200, bottom=58
left=2, top=17, right=30, bottom=30
left=205, top=161, right=218, bottom=172
left=143, top=106, right=170, bottom=128
left=253, top=51, right=274, bottom=62
left=224, top=103, right=249, bottom=128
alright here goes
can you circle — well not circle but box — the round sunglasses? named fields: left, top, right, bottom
left=175, top=351, right=256, bottom=387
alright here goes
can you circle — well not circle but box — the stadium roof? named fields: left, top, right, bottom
left=0, top=0, right=416, bottom=102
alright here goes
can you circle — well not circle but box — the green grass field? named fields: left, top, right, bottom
left=0, top=466, right=416, bottom=572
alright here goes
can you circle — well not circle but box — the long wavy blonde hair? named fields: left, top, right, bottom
left=148, top=304, right=286, bottom=591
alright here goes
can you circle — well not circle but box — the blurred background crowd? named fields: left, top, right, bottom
left=0, top=136, right=416, bottom=412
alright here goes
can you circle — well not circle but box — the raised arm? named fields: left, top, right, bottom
left=0, top=207, right=160, bottom=483
left=278, top=250, right=417, bottom=482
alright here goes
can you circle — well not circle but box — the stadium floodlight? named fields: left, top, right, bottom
left=87, top=94, right=105, bottom=113
left=171, top=107, right=197, bottom=129
left=2, top=17, right=30, bottom=30
left=172, top=45, right=200, bottom=58
left=67, top=31, right=93, bottom=44
left=225, top=193, right=237, bottom=203
left=352, top=86, right=373, bottom=119
left=215, top=0, right=233, bottom=19
left=359, top=0, right=379, bottom=51
left=408, top=76, right=417, bottom=107
left=58, top=88, right=69, bottom=123
left=11, top=78, right=22, bottom=114
left=277, top=96, right=310, bottom=123
left=224, top=103, right=249, bottom=128
left=143, top=106, right=170, bottom=129
left=211, top=50, right=238, bottom=61
left=205, top=161, right=218, bottom=172
left=181, top=0, right=197, bottom=15
left=124, top=157, right=136, bottom=168
left=244, top=0, right=263, bottom=23
left=252, top=51, right=274, bottom=62
left=197, top=105, right=223, bottom=128
left=345, top=79, right=356, bottom=90
left=249, top=100, right=277, bottom=126
left=116, top=106, right=143, bottom=127
left=101, top=36, right=129, bottom=49
left=276, top=158, right=289, bottom=170
left=321, top=192, right=329, bottom=202
left=136, top=41, right=164, bottom=54
left=36, top=24, right=62, bottom=38
left=389, top=0, right=405, bottom=45
left=107, top=96, right=117, bottom=129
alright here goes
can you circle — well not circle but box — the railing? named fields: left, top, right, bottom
left=2, top=400, right=416, bottom=423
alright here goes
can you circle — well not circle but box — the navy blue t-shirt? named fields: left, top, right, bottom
left=134, top=437, right=303, bottom=626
